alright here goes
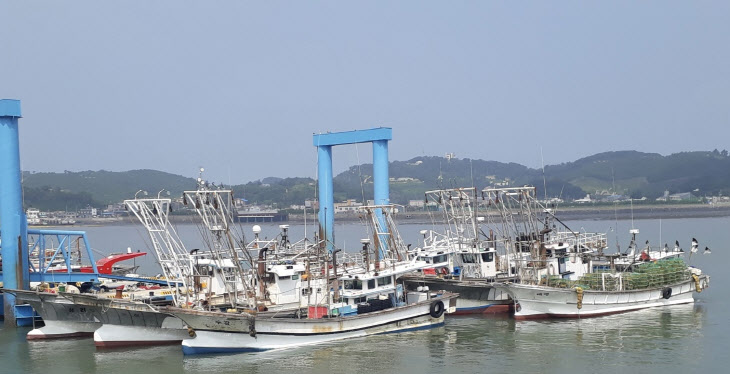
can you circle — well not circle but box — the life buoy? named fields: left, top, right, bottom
left=662, top=287, right=672, bottom=299
left=429, top=300, right=445, bottom=318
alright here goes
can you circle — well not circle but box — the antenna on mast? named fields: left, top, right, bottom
left=540, top=147, right=547, bottom=202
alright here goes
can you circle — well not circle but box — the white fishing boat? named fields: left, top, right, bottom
left=167, top=205, right=458, bottom=355
left=402, top=188, right=521, bottom=314
left=496, top=261, right=709, bottom=319
left=494, top=227, right=711, bottom=319
left=167, top=291, right=456, bottom=354
left=403, top=226, right=513, bottom=314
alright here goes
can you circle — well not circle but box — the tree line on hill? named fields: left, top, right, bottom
left=19, top=150, right=730, bottom=211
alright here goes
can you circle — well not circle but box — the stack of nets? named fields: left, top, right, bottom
left=543, top=258, right=690, bottom=291
left=634, top=258, right=689, bottom=287
left=543, top=275, right=576, bottom=289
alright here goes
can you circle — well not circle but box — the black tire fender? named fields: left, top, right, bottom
left=429, top=300, right=445, bottom=318
left=662, top=287, right=672, bottom=299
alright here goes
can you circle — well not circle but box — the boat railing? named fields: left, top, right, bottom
left=548, top=231, right=607, bottom=251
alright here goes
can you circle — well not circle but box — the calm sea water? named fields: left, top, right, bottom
left=1, top=216, right=726, bottom=374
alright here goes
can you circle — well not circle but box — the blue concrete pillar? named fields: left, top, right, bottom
left=372, top=140, right=390, bottom=258
left=372, top=140, right=390, bottom=205
left=317, top=145, right=335, bottom=252
left=0, top=99, right=29, bottom=326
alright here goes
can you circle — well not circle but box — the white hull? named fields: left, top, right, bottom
left=94, top=322, right=188, bottom=347
left=497, top=276, right=709, bottom=319
left=187, top=313, right=441, bottom=354
left=28, top=320, right=101, bottom=340
left=169, top=295, right=457, bottom=354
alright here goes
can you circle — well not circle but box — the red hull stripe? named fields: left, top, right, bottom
left=95, top=340, right=182, bottom=348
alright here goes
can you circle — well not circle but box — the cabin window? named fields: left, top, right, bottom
left=279, top=275, right=291, bottom=281
left=302, top=288, right=311, bottom=296
left=434, top=254, right=448, bottom=263
left=344, top=279, right=363, bottom=290
left=461, top=254, right=477, bottom=263
left=292, top=274, right=299, bottom=281
left=368, top=279, right=376, bottom=289
left=195, top=265, right=214, bottom=276
left=354, top=297, right=366, bottom=304
left=481, top=253, right=494, bottom=262
left=377, top=276, right=392, bottom=287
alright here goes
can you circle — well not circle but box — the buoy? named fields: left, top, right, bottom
left=575, top=287, right=584, bottom=309
left=692, top=274, right=702, bottom=293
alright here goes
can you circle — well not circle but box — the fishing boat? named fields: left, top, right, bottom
left=13, top=289, right=101, bottom=340
left=89, top=184, right=329, bottom=347
left=12, top=287, right=177, bottom=340
left=166, top=205, right=458, bottom=355
left=493, top=224, right=711, bottom=319
left=402, top=188, right=519, bottom=314
left=88, top=187, right=254, bottom=347
left=496, top=258, right=710, bottom=319
left=166, top=290, right=456, bottom=354
left=67, top=291, right=189, bottom=347
left=12, top=192, right=209, bottom=343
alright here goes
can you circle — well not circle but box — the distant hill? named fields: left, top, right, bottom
left=544, top=150, right=730, bottom=198
left=333, top=156, right=585, bottom=202
left=19, top=150, right=730, bottom=210
left=22, top=169, right=197, bottom=209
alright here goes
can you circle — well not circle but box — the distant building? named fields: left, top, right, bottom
left=603, top=194, right=628, bottom=202
left=408, top=200, right=425, bottom=208
left=389, top=177, right=420, bottom=183
left=305, top=199, right=319, bottom=210
left=334, top=199, right=363, bottom=214
left=669, top=192, right=695, bottom=201
left=708, top=196, right=730, bottom=205
left=102, top=203, right=126, bottom=217
left=77, top=206, right=97, bottom=218
left=656, top=191, right=695, bottom=202
left=574, top=194, right=592, bottom=203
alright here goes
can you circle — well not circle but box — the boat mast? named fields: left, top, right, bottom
left=124, top=196, right=194, bottom=307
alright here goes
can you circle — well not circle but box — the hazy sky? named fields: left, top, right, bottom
left=2, top=1, right=728, bottom=185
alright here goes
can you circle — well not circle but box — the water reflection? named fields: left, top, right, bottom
left=508, top=304, right=705, bottom=371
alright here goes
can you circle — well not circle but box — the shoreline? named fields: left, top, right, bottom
left=53, top=204, right=730, bottom=228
